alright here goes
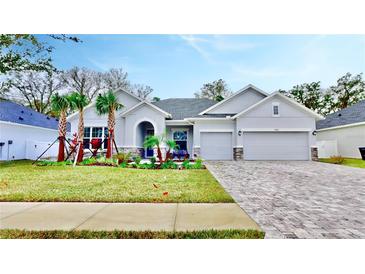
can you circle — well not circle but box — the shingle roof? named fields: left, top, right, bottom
left=316, top=100, right=365, bottom=129
left=0, top=100, right=70, bottom=131
left=152, top=98, right=217, bottom=120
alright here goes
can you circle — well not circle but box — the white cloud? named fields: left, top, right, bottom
left=179, top=35, right=257, bottom=63
left=179, top=35, right=212, bottom=62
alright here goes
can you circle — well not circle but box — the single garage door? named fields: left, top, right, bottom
left=200, top=132, right=232, bottom=160
left=243, top=132, right=309, bottom=160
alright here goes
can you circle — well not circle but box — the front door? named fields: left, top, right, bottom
left=145, top=129, right=154, bottom=158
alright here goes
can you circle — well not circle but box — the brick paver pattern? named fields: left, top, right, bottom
left=206, top=161, right=365, bottom=239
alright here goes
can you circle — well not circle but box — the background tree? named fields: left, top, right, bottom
left=68, top=92, right=89, bottom=162
left=62, top=67, right=103, bottom=101
left=329, top=73, right=365, bottom=111
left=95, top=91, right=123, bottom=158
left=280, top=82, right=334, bottom=116
left=4, top=71, right=64, bottom=114
left=50, top=93, right=71, bottom=162
left=0, top=34, right=80, bottom=74
left=194, top=79, right=232, bottom=101
left=152, top=96, right=160, bottom=102
left=102, top=68, right=130, bottom=91
left=130, top=84, right=153, bottom=100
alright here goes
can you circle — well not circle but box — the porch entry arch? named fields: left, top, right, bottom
left=134, top=119, right=156, bottom=158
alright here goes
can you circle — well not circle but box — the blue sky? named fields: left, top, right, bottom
left=41, top=35, right=365, bottom=99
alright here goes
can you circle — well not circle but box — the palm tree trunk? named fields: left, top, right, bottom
left=57, top=110, right=67, bottom=162
left=106, top=108, right=115, bottom=159
left=76, top=109, right=84, bottom=162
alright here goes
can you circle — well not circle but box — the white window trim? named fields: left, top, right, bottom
left=272, top=102, right=280, bottom=117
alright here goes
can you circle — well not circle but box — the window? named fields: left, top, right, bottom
left=83, top=126, right=108, bottom=149
left=272, top=103, right=280, bottom=117
left=173, top=130, right=187, bottom=151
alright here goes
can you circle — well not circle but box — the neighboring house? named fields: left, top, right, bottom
left=67, top=85, right=322, bottom=161
left=0, top=100, right=70, bottom=160
left=316, top=100, right=365, bottom=159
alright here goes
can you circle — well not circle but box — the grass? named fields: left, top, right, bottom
left=0, top=229, right=265, bottom=239
left=319, top=158, right=365, bottom=169
left=0, top=160, right=233, bottom=203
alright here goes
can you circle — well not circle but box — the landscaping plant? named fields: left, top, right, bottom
left=143, top=134, right=180, bottom=167
left=96, top=90, right=123, bottom=159
left=50, top=93, right=71, bottom=162
left=68, top=92, right=89, bottom=162
left=328, top=155, right=345, bottom=164
left=113, top=152, right=131, bottom=165
left=133, top=155, right=142, bottom=165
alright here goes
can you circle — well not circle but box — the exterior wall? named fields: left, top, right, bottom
left=123, top=104, right=166, bottom=147
left=207, top=87, right=266, bottom=114
left=0, top=122, right=59, bottom=160
left=236, top=95, right=317, bottom=149
left=317, top=124, right=365, bottom=158
left=192, top=120, right=236, bottom=157
left=193, top=120, right=236, bottom=147
left=67, top=90, right=141, bottom=146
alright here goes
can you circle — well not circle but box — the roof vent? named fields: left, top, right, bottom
left=56, top=118, right=59, bottom=121
left=46, top=116, right=50, bottom=120
left=21, top=110, right=24, bottom=113
left=338, top=113, right=342, bottom=117
left=18, top=116, right=24, bottom=120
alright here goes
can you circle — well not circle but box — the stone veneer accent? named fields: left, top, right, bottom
left=311, top=146, right=319, bottom=161
left=121, top=147, right=144, bottom=157
left=233, top=147, right=244, bottom=161
left=193, top=147, right=200, bottom=159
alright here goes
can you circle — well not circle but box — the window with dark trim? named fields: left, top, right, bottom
left=272, top=104, right=279, bottom=116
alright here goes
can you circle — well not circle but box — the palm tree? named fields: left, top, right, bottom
left=50, top=93, right=70, bottom=162
left=96, top=90, right=123, bottom=158
left=165, top=140, right=179, bottom=161
left=69, top=92, right=89, bottom=162
left=143, top=135, right=164, bottom=165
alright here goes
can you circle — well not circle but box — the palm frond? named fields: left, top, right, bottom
left=51, top=93, right=69, bottom=112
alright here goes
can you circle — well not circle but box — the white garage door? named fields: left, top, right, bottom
left=200, top=132, right=232, bottom=160
left=243, top=132, right=309, bottom=160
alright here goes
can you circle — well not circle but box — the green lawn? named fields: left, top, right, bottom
left=0, top=229, right=264, bottom=239
left=319, top=158, right=365, bottom=169
left=0, top=161, right=233, bottom=203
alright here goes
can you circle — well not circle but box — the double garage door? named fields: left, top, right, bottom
left=200, top=131, right=309, bottom=160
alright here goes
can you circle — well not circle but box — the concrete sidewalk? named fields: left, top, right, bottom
left=0, top=202, right=260, bottom=231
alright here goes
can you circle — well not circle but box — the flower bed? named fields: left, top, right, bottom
left=36, top=156, right=205, bottom=170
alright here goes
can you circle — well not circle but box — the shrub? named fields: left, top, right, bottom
left=188, top=158, right=204, bottom=169
left=79, top=158, right=97, bottom=166
left=329, top=155, right=345, bottom=164
left=150, top=157, right=156, bottom=165
left=37, top=160, right=72, bottom=166
left=133, top=156, right=142, bottom=165
left=182, top=159, right=190, bottom=169
left=119, top=161, right=128, bottom=168
left=95, top=156, right=117, bottom=166
left=161, top=159, right=178, bottom=169
left=137, top=163, right=156, bottom=169
left=113, top=152, right=131, bottom=165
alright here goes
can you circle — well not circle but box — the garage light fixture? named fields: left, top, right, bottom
left=312, top=130, right=317, bottom=136
left=238, top=130, right=243, bottom=136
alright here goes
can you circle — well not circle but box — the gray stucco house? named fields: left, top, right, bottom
left=316, top=99, right=365, bottom=158
left=67, top=84, right=323, bottom=160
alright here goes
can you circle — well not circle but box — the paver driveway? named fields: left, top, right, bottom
left=206, top=161, right=365, bottom=239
